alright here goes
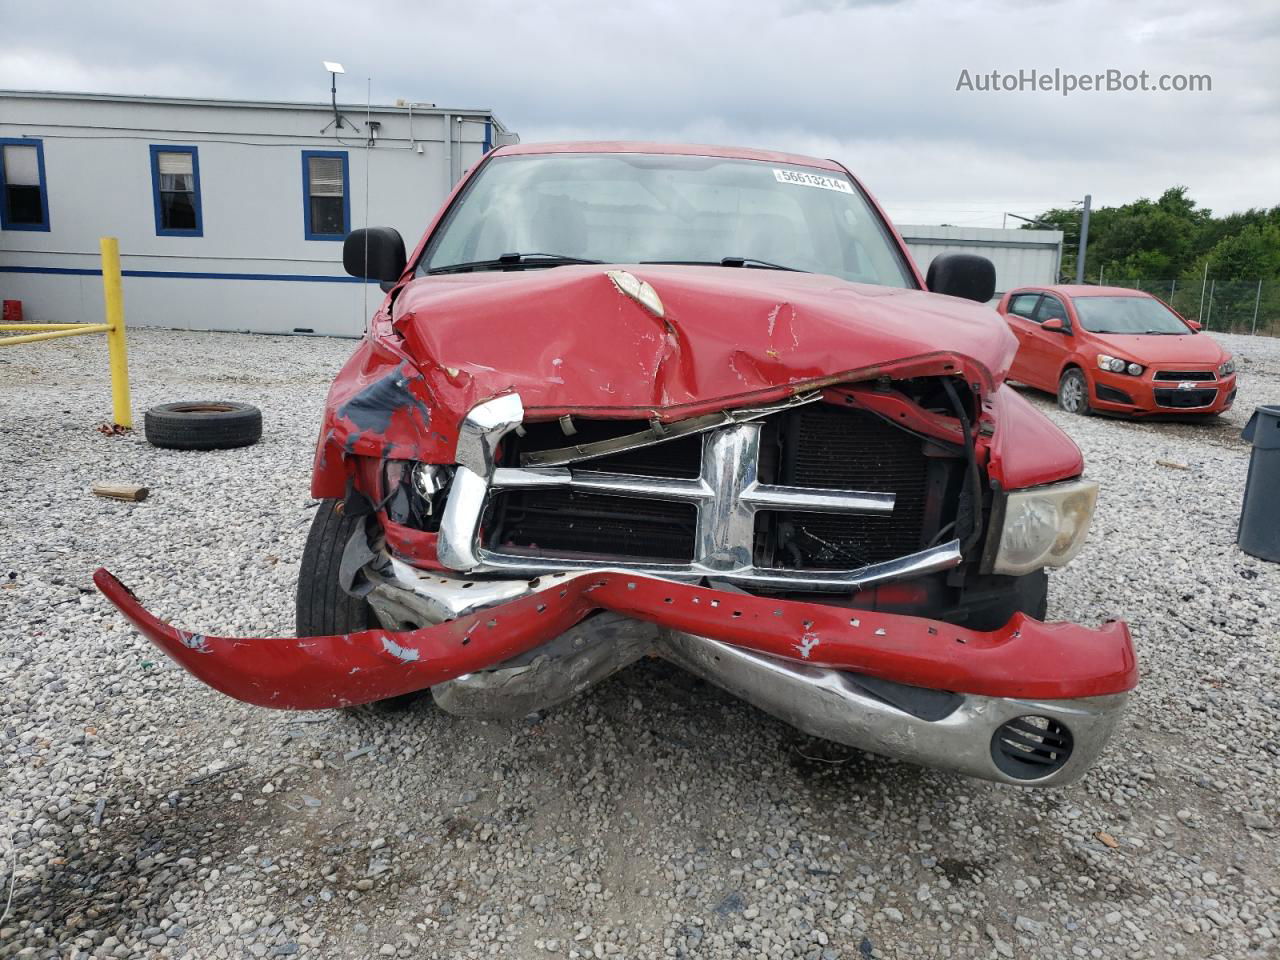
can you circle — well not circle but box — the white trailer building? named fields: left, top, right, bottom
left=0, top=90, right=517, bottom=336
left=898, top=224, right=1064, bottom=296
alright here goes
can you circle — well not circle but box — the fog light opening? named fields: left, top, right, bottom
left=991, top=715, right=1074, bottom=780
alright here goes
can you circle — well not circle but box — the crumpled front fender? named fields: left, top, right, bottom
left=94, top=567, right=1136, bottom=711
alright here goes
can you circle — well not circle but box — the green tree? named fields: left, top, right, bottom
left=1205, top=222, right=1280, bottom=278
left=1025, top=189, right=1276, bottom=290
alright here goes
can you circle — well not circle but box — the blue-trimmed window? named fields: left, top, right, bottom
left=0, top=138, right=50, bottom=231
left=150, top=145, right=203, bottom=236
left=302, top=150, right=349, bottom=240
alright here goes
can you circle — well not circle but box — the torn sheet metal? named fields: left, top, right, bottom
left=94, top=567, right=1136, bottom=711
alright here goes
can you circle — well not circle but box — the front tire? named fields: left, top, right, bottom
left=296, top=500, right=420, bottom=712
left=297, top=500, right=378, bottom=637
left=1057, top=368, right=1091, bottom=415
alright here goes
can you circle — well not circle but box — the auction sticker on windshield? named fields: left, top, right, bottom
left=773, top=169, right=854, bottom=193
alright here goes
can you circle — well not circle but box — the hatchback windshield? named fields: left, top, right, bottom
left=421, top=153, right=916, bottom=288
left=1071, top=296, right=1191, bottom=335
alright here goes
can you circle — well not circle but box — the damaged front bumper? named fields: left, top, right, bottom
left=95, top=552, right=1136, bottom=787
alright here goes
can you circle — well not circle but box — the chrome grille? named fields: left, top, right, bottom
left=437, top=394, right=964, bottom=592
left=767, top=403, right=934, bottom=568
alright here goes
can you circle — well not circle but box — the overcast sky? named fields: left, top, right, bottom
left=3, top=0, right=1276, bottom=226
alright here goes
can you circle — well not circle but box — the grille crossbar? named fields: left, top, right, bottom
left=448, top=421, right=962, bottom=591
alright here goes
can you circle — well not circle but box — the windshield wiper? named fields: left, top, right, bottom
left=427, top=252, right=604, bottom=275
left=641, top=257, right=806, bottom=272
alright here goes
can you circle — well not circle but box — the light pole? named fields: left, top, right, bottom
left=1075, top=194, right=1091, bottom=284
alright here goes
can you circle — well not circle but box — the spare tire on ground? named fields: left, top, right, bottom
left=144, top=401, right=262, bottom=450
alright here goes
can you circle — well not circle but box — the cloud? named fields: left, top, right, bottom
left=782, top=0, right=912, bottom=13
left=1, top=0, right=1274, bottom=224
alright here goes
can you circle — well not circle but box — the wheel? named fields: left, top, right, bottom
left=144, top=401, right=262, bottom=450
left=297, top=500, right=421, bottom=713
left=1057, top=369, right=1091, bottom=415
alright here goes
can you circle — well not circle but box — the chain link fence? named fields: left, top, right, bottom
left=1090, top=274, right=1278, bottom=336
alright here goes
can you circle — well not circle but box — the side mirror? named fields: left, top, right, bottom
left=343, top=227, right=406, bottom=284
left=926, top=253, right=996, bottom=303
left=1041, top=317, right=1068, bottom=333
left=1185, top=320, right=1202, bottom=332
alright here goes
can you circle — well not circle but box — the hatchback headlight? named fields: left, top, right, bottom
left=1097, top=355, right=1141, bottom=375
left=991, top=479, right=1099, bottom=576
left=1218, top=357, right=1235, bottom=376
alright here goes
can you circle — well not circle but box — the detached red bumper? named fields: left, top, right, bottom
left=94, top=567, right=1136, bottom=711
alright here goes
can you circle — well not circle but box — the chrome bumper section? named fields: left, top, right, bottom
left=661, top=632, right=1127, bottom=787
left=362, top=558, right=1126, bottom=787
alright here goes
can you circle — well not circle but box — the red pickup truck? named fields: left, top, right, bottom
left=97, top=142, right=1136, bottom=786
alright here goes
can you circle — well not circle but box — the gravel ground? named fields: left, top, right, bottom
left=1, top=328, right=1278, bottom=960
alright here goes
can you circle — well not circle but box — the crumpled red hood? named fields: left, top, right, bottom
left=391, top=264, right=1018, bottom=415
left=311, top=264, right=1074, bottom=499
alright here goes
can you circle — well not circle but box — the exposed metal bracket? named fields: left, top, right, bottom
left=520, top=391, right=822, bottom=468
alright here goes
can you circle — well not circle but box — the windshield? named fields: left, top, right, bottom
left=1072, top=296, right=1191, bottom=335
left=421, top=153, right=916, bottom=288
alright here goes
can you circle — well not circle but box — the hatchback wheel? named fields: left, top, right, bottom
left=1057, top=369, right=1091, bottom=415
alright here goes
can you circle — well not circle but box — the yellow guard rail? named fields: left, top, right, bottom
left=0, top=237, right=132, bottom=428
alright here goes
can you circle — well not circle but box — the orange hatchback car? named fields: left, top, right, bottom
left=996, top=285, right=1237, bottom=416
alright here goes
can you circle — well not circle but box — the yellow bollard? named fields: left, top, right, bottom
left=99, top=236, right=132, bottom=428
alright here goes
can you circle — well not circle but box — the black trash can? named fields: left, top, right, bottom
left=1238, top=404, right=1280, bottom=563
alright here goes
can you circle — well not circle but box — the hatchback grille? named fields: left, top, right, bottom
left=483, top=404, right=949, bottom=572
left=1154, top=387, right=1217, bottom=408
left=1152, top=370, right=1215, bottom=382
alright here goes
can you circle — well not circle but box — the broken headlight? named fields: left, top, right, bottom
left=991, top=479, right=1098, bottom=576
left=413, top=463, right=450, bottom=501
left=410, top=463, right=454, bottom=520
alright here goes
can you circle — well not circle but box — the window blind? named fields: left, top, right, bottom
left=156, top=151, right=194, bottom=176
left=308, top=157, right=345, bottom=197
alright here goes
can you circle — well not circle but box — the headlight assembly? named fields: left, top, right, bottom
left=413, top=463, right=451, bottom=500
left=991, top=479, right=1099, bottom=576
left=1097, top=355, right=1141, bottom=375
left=1218, top=358, right=1236, bottom=376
